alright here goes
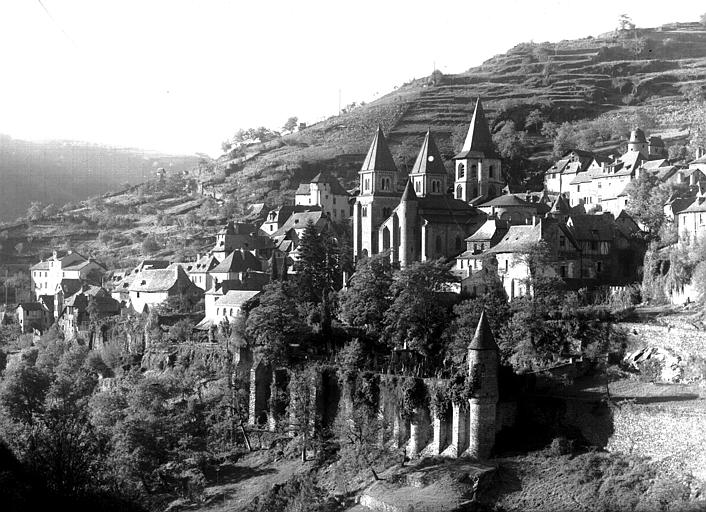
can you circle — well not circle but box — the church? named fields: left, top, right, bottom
left=353, top=99, right=499, bottom=266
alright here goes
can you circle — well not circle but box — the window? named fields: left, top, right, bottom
left=432, top=180, right=440, bottom=193
left=488, top=165, right=494, bottom=178
left=457, top=163, right=465, bottom=179
left=415, top=181, right=421, bottom=193
left=136, top=292, right=140, bottom=298
left=270, top=225, right=274, bottom=232
left=504, top=259, right=508, bottom=272
left=560, top=266, right=567, bottom=278
left=591, top=241, right=598, bottom=251
left=333, top=197, right=336, bottom=204
left=577, top=185, right=581, bottom=192
left=456, top=185, right=463, bottom=199
left=470, top=164, right=477, bottom=179
left=364, top=178, right=370, bottom=191
left=597, top=262, right=603, bottom=273
left=217, top=308, right=219, bottom=316
left=362, top=206, right=368, bottom=217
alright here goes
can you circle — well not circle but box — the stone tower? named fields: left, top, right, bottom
left=467, top=310, right=499, bottom=459
left=627, top=128, right=648, bottom=157
left=397, top=179, right=419, bottom=267
left=353, top=126, right=401, bottom=261
left=453, top=99, right=503, bottom=202
left=409, top=130, right=448, bottom=197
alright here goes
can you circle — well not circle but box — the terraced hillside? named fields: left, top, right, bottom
left=214, top=22, right=706, bottom=208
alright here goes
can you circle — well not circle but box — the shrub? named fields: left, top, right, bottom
left=637, top=357, right=663, bottom=383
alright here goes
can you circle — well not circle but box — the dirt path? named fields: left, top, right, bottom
left=190, top=451, right=314, bottom=512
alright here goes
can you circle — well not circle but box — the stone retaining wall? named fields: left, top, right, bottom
left=607, top=402, right=706, bottom=481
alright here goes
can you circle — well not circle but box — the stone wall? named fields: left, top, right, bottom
left=620, top=322, right=706, bottom=356
left=607, top=402, right=706, bottom=481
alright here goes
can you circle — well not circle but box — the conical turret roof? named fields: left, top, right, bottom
left=400, top=179, right=418, bottom=202
left=469, top=310, right=498, bottom=351
left=410, top=130, right=446, bottom=175
left=455, top=98, right=497, bottom=159
left=549, top=195, right=571, bottom=215
left=361, top=125, right=397, bottom=172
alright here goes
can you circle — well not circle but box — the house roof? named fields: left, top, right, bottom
left=410, top=130, right=446, bottom=175
left=58, top=279, right=83, bottom=296
left=478, top=194, right=531, bottom=208
left=466, top=218, right=509, bottom=241
left=655, top=166, right=678, bottom=182
left=546, top=158, right=570, bottom=175
left=648, top=135, right=664, bottom=147
left=455, top=98, right=498, bottom=159
left=190, top=254, right=221, bottom=273
left=361, top=125, right=397, bottom=172
left=689, top=154, right=706, bottom=165
left=17, top=302, right=44, bottom=312
left=566, top=214, right=615, bottom=240
left=310, top=171, right=349, bottom=195
left=549, top=195, right=571, bottom=214
left=272, top=210, right=328, bottom=237
left=469, top=311, right=498, bottom=351
left=681, top=196, right=706, bottom=214
left=210, top=250, right=262, bottom=274
left=641, top=158, right=668, bottom=170
left=215, top=289, right=261, bottom=308
left=31, top=260, right=52, bottom=271
left=487, top=224, right=541, bottom=253
left=295, top=183, right=311, bottom=195
left=129, top=266, right=195, bottom=293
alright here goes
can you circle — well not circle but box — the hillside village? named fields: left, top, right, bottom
left=2, top=17, right=706, bottom=512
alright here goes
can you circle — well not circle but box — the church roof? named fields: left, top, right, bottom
left=410, top=130, right=447, bottom=175
left=360, top=125, right=397, bottom=173
left=465, top=218, right=509, bottom=242
left=469, top=311, right=498, bottom=351
left=455, top=98, right=498, bottom=159
left=401, top=179, right=418, bottom=202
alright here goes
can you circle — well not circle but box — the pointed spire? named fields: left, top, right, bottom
left=469, top=310, right=498, bottom=350
left=401, top=179, right=418, bottom=202
left=360, top=125, right=397, bottom=172
left=456, top=98, right=497, bottom=159
left=410, top=130, right=446, bottom=175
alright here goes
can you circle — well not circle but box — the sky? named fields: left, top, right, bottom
left=0, top=1, right=703, bottom=156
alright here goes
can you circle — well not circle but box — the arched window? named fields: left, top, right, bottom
left=456, top=184, right=463, bottom=199
left=415, top=181, right=421, bottom=193
left=470, top=164, right=477, bottom=179
left=435, top=235, right=442, bottom=254
left=431, top=180, right=440, bottom=193
left=362, top=206, right=368, bottom=217
left=457, top=163, right=465, bottom=179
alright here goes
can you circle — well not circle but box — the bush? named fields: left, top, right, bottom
left=637, top=357, right=663, bottom=383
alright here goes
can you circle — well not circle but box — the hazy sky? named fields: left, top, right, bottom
left=0, top=1, right=703, bottom=156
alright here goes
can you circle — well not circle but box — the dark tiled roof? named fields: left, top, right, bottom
left=479, top=194, right=530, bottom=208
left=549, top=195, right=571, bottom=214
left=18, top=302, right=44, bottom=311
left=361, top=125, right=397, bottom=172
left=487, top=224, right=541, bottom=253
left=410, top=130, right=446, bottom=175
left=272, top=210, right=327, bottom=237
left=454, top=98, right=498, bottom=159
left=129, top=266, right=196, bottom=293
left=210, top=250, right=262, bottom=274
left=295, top=183, right=311, bottom=195
left=309, top=171, right=349, bottom=195
left=629, top=128, right=647, bottom=143
left=566, top=214, right=615, bottom=240
left=466, top=218, right=509, bottom=242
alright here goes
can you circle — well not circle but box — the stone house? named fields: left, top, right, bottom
left=197, top=288, right=261, bottom=330
left=58, top=285, right=120, bottom=340
left=110, top=260, right=171, bottom=305
left=209, top=249, right=264, bottom=286
left=294, top=171, right=352, bottom=222
left=128, top=265, right=203, bottom=313
left=30, top=250, right=105, bottom=299
left=212, top=221, right=273, bottom=261
left=455, top=218, right=509, bottom=278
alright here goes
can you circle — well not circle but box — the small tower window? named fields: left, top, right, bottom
left=415, top=181, right=421, bottom=193
left=456, top=184, right=463, bottom=199
left=489, top=165, right=494, bottom=178
left=470, top=164, right=477, bottom=179
left=362, top=206, right=368, bottom=217
left=364, top=178, right=370, bottom=191
left=432, top=180, right=440, bottom=193
left=457, top=163, right=465, bottom=179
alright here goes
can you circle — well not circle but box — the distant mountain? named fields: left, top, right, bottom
left=0, top=134, right=202, bottom=222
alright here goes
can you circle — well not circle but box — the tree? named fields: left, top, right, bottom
left=624, top=172, right=673, bottom=239
left=382, top=260, right=456, bottom=359
left=524, top=109, right=546, bottom=132
left=492, top=121, right=528, bottom=161
left=618, top=14, right=635, bottom=31
left=552, top=122, right=577, bottom=159
left=293, top=220, right=341, bottom=333
left=245, top=283, right=308, bottom=366
left=141, top=235, right=160, bottom=255
left=41, top=204, right=58, bottom=219
left=339, top=252, right=393, bottom=335
left=282, top=116, right=299, bottom=133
